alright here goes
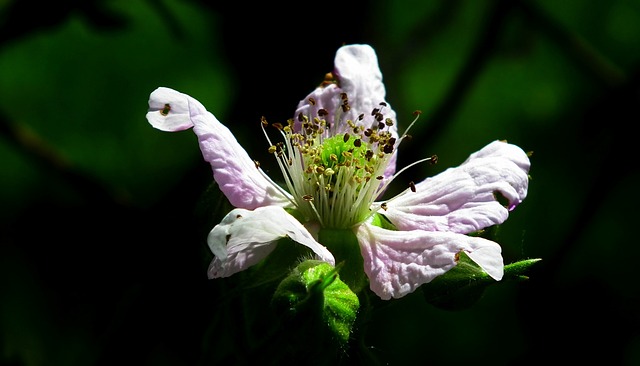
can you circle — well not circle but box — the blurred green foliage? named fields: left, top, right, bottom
left=1, top=0, right=639, bottom=365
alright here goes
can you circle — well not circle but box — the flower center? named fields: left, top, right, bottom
left=262, top=96, right=398, bottom=229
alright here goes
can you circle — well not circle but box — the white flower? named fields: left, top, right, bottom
left=146, top=44, right=530, bottom=300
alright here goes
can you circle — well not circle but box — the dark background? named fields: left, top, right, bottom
left=1, top=0, right=639, bottom=365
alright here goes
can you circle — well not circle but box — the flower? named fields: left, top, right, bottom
left=146, top=44, right=530, bottom=300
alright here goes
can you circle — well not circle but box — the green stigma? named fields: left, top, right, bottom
left=320, top=134, right=370, bottom=170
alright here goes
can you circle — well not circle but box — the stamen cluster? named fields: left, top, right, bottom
left=262, top=93, right=398, bottom=229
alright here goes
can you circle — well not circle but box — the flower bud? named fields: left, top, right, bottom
left=272, top=260, right=359, bottom=346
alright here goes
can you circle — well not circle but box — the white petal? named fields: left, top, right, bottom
left=382, top=140, right=530, bottom=233
left=208, top=206, right=335, bottom=278
left=293, top=44, right=399, bottom=179
left=356, top=222, right=503, bottom=300
left=147, top=87, right=291, bottom=209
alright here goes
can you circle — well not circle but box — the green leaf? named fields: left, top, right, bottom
left=422, top=252, right=541, bottom=311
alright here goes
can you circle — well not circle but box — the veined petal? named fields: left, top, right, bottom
left=147, top=87, right=291, bottom=210
left=382, top=140, right=530, bottom=233
left=293, top=44, right=399, bottom=179
left=208, top=206, right=335, bottom=278
left=356, top=222, right=504, bottom=300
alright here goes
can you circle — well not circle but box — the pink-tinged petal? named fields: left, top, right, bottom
left=382, top=140, right=530, bottom=233
left=293, top=44, right=399, bottom=179
left=356, top=222, right=503, bottom=300
left=147, top=87, right=291, bottom=210
left=208, top=206, right=335, bottom=278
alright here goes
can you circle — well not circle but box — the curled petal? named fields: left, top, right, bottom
left=208, top=206, right=335, bottom=278
left=146, top=87, right=291, bottom=209
left=382, top=140, right=530, bottom=233
left=356, top=222, right=503, bottom=300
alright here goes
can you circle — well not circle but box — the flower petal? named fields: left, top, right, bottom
left=146, top=87, right=291, bottom=209
left=382, top=140, right=530, bottom=233
left=356, top=222, right=504, bottom=300
left=293, top=44, right=399, bottom=179
left=208, top=206, right=335, bottom=278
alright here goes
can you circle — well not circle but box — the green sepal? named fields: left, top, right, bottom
left=271, top=260, right=360, bottom=346
left=422, top=252, right=541, bottom=311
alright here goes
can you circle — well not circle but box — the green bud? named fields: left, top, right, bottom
left=272, top=260, right=360, bottom=346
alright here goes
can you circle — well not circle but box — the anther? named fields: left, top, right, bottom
left=309, top=97, right=316, bottom=106
left=409, top=181, right=416, bottom=192
left=160, top=104, right=171, bottom=116
left=318, top=108, right=328, bottom=117
left=343, top=133, right=350, bottom=143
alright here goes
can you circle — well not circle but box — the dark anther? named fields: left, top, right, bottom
left=375, top=113, right=384, bottom=122
left=358, top=114, right=365, bottom=121
left=383, top=144, right=394, bottom=154
left=298, top=112, right=304, bottom=122
left=413, top=110, right=422, bottom=116
left=343, top=133, right=350, bottom=143
left=376, top=176, right=383, bottom=180
left=430, top=155, right=438, bottom=164
left=342, top=104, right=351, bottom=112
left=379, top=102, right=387, bottom=107
left=371, top=108, right=379, bottom=116
left=354, top=139, right=362, bottom=147
left=340, top=92, right=348, bottom=100
left=318, top=108, right=328, bottom=117
left=364, top=129, right=372, bottom=137
left=378, top=122, right=385, bottom=130
left=409, top=181, right=416, bottom=192
left=365, top=150, right=374, bottom=160
left=309, top=97, right=316, bottom=106
left=388, top=137, right=396, bottom=146
left=161, top=103, right=171, bottom=116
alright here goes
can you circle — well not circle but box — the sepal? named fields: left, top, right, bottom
left=422, top=251, right=541, bottom=310
left=271, top=260, right=360, bottom=346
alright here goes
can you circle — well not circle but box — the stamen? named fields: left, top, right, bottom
left=376, top=155, right=438, bottom=196
left=304, top=194, right=325, bottom=226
